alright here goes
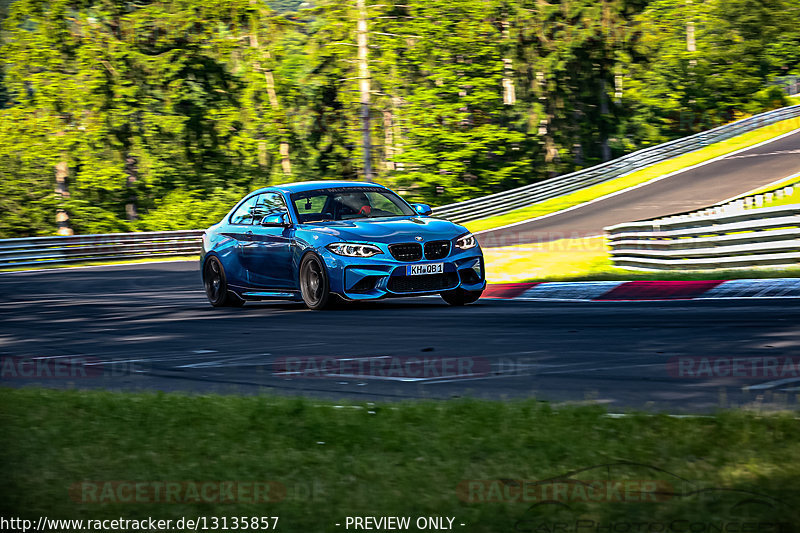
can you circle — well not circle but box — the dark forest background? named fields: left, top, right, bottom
left=0, top=0, right=797, bottom=236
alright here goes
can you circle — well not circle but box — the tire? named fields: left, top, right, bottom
left=440, top=287, right=483, bottom=306
left=299, top=253, right=332, bottom=310
left=203, top=256, right=245, bottom=307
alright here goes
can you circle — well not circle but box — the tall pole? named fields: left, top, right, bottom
left=686, top=0, right=697, bottom=127
left=356, top=0, right=372, bottom=181
left=686, top=0, right=696, bottom=56
left=55, top=158, right=72, bottom=236
left=250, top=0, right=291, bottom=177
left=55, top=126, right=73, bottom=236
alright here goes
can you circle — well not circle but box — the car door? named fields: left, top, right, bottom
left=219, top=194, right=263, bottom=288
left=240, top=192, right=296, bottom=289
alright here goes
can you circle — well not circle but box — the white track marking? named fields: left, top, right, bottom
left=725, top=149, right=800, bottom=159
left=82, top=359, right=143, bottom=366
left=176, top=354, right=270, bottom=369
left=29, top=354, right=86, bottom=360
left=745, top=378, right=800, bottom=391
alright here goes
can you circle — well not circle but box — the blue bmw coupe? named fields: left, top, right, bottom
left=201, top=181, right=485, bottom=309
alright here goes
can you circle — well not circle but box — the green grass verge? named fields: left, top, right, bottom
left=465, top=116, right=800, bottom=233
left=758, top=194, right=800, bottom=208
left=1, top=387, right=799, bottom=530
left=734, top=176, right=799, bottom=198
left=483, top=236, right=800, bottom=282
left=738, top=176, right=799, bottom=208
left=0, top=255, right=198, bottom=273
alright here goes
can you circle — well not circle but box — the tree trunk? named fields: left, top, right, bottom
left=250, top=0, right=291, bottom=177
left=383, top=107, right=394, bottom=171
left=260, top=56, right=292, bottom=176
left=392, top=96, right=404, bottom=171
left=55, top=157, right=72, bottom=236
left=502, top=20, right=516, bottom=105
left=357, top=0, right=372, bottom=180
left=599, top=79, right=611, bottom=162
left=125, top=154, right=139, bottom=221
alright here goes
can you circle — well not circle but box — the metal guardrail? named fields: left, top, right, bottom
left=2, top=105, right=799, bottom=270
left=0, top=230, right=204, bottom=268
left=605, top=204, right=800, bottom=271
left=433, top=104, right=800, bottom=223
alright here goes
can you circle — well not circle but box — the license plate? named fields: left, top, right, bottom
left=406, top=263, right=444, bottom=276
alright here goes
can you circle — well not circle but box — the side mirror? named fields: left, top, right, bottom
left=412, top=203, right=433, bottom=216
left=261, top=213, right=290, bottom=227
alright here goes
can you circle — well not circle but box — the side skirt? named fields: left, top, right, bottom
left=229, top=284, right=302, bottom=301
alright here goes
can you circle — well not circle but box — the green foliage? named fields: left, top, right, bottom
left=135, top=187, right=248, bottom=231
left=0, top=0, right=15, bottom=19
left=266, top=0, right=310, bottom=13
left=3, top=387, right=800, bottom=528
left=0, top=0, right=798, bottom=237
left=625, top=0, right=797, bottom=140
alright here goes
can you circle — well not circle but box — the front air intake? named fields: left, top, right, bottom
left=424, top=241, right=450, bottom=260
left=388, top=272, right=459, bottom=293
left=388, top=243, right=423, bottom=261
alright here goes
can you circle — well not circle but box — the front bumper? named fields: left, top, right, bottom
left=318, top=246, right=486, bottom=300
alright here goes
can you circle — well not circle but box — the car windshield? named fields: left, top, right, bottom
left=291, top=187, right=416, bottom=222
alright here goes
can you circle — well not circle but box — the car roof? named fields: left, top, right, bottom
left=258, top=181, right=391, bottom=195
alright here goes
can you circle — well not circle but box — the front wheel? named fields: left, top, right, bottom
left=299, top=253, right=332, bottom=310
left=440, top=287, right=483, bottom=306
left=204, top=256, right=245, bottom=307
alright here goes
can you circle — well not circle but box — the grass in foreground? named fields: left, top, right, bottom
left=465, top=116, right=800, bottom=233
left=482, top=236, right=800, bottom=282
left=1, top=388, right=799, bottom=531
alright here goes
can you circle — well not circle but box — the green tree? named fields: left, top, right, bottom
left=624, top=0, right=798, bottom=144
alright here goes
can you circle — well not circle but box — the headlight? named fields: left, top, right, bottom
left=455, top=233, right=477, bottom=250
left=326, top=242, right=382, bottom=257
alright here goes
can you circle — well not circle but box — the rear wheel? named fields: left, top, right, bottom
left=204, top=256, right=245, bottom=307
left=440, top=287, right=483, bottom=306
left=300, top=253, right=332, bottom=310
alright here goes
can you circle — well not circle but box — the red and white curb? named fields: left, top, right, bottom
left=482, top=278, right=800, bottom=301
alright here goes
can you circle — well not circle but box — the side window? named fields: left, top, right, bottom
left=367, top=192, right=403, bottom=214
left=295, top=195, right=328, bottom=216
left=230, top=195, right=260, bottom=225
left=253, top=192, right=287, bottom=220
left=229, top=193, right=287, bottom=225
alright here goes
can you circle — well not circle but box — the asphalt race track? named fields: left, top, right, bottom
left=479, top=128, right=800, bottom=247
left=2, top=262, right=799, bottom=413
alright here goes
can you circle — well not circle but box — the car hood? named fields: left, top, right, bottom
left=299, top=216, right=468, bottom=244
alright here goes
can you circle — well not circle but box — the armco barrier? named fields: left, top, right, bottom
left=432, top=104, right=800, bottom=223
left=0, top=230, right=204, bottom=268
left=2, top=105, right=799, bottom=269
left=605, top=204, right=800, bottom=271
